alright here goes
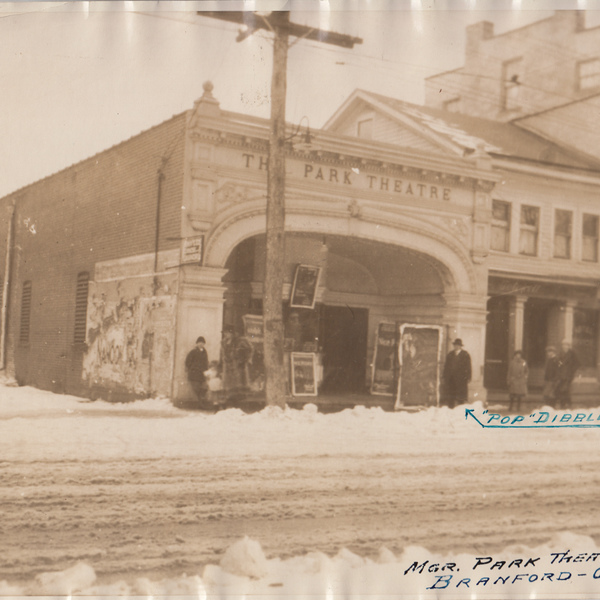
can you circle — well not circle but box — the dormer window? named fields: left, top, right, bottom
left=357, top=118, right=373, bottom=139
left=443, top=97, right=461, bottom=113
left=577, top=58, right=600, bottom=91
left=502, top=57, right=523, bottom=111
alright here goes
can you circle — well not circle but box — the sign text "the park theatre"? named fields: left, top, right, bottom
left=242, top=153, right=453, bottom=202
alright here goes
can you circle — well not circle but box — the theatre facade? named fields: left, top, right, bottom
left=1, top=83, right=600, bottom=406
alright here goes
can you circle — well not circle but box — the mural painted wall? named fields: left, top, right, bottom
left=82, top=274, right=177, bottom=398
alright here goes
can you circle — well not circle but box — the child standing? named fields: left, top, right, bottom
left=204, top=360, right=224, bottom=407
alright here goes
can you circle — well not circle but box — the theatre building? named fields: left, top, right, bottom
left=1, top=82, right=600, bottom=406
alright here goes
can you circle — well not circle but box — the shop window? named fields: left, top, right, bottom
left=73, top=272, right=89, bottom=344
left=582, top=214, right=599, bottom=262
left=573, top=308, right=598, bottom=368
left=357, top=118, right=373, bottom=139
left=519, top=205, right=539, bottom=256
left=502, top=57, right=523, bottom=111
left=491, top=200, right=511, bottom=252
left=554, top=209, right=572, bottom=259
left=577, top=58, right=600, bottom=91
left=20, top=281, right=32, bottom=343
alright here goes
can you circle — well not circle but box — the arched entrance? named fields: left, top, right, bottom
left=221, top=232, right=450, bottom=399
left=173, top=211, right=487, bottom=405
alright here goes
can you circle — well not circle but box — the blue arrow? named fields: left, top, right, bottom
left=465, top=408, right=485, bottom=428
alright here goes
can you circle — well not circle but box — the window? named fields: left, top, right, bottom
left=491, top=200, right=511, bottom=252
left=577, top=58, right=600, bottom=91
left=554, top=209, right=572, bottom=259
left=20, top=281, right=32, bottom=343
left=519, top=205, right=539, bottom=256
left=583, top=214, right=599, bottom=262
left=74, top=272, right=89, bottom=344
left=357, top=118, right=373, bottom=139
left=502, top=57, right=523, bottom=111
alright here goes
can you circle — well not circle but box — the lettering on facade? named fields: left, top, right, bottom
left=242, top=153, right=452, bottom=202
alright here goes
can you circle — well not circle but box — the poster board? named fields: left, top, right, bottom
left=241, top=314, right=265, bottom=393
left=289, top=264, right=321, bottom=309
left=370, top=321, right=398, bottom=396
left=290, top=352, right=318, bottom=396
left=394, top=324, right=443, bottom=409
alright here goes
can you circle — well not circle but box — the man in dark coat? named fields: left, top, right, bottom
left=442, top=338, right=472, bottom=408
left=185, top=336, right=209, bottom=406
left=555, top=340, right=579, bottom=409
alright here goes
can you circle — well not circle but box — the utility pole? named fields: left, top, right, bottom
left=200, top=10, right=362, bottom=408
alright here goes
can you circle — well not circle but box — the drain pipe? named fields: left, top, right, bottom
left=0, top=202, right=16, bottom=370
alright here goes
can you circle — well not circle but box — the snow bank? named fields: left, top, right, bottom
left=3, top=532, right=599, bottom=598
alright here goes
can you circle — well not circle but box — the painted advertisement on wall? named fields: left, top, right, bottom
left=82, top=277, right=176, bottom=398
left=395, top=325, right=442, bottom=409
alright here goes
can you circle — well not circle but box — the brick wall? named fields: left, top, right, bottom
left=0, top=112, right=187, bottom=395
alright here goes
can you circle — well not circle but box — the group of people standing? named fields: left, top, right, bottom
left=185, top=327, right=260, bottom=410
left=542, top=341, right=580, bottom=409
left=441, top=337, right=579, bottom=412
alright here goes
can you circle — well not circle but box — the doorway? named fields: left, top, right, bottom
left=319, top=305, right=368, bottom=393
left=484, top=295, right=510, bottom=390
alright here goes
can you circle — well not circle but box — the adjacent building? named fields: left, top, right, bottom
left=426, top=10, right=600, bottom=160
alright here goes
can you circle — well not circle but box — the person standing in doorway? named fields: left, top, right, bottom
left=185, top=336, right=209, bottom=408
left=543, top=346, right=559, bottom=407
left=556, top=340, right=579, bottom=409
left=442, top=338, right=472, bottom=408
left=507, top=350, right=528, bottom=413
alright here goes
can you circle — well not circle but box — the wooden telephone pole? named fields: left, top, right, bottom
left=200, top=10, right=362, bottom=407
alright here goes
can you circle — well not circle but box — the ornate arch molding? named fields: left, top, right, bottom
left=204, top=207, right=479, bottom=296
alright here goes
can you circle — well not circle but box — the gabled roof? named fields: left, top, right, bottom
left=324, top=89, right=600, bottom=171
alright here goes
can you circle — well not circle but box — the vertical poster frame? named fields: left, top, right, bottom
left=370, top=321, right=398, bottom=396
left=290, top=352, right=318, bottom=396
left=289, top=264, right=321, bottom=309
left=394, top=324, right=444, bottom=410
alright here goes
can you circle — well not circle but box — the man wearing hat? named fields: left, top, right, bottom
left=441, top=338, right=472, bottom=408
left=556, top=339, right=579, bottom=409
left=185, top=336, right=209, bottom=406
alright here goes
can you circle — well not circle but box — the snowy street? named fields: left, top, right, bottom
left=1, top=381, right=600, bottom=597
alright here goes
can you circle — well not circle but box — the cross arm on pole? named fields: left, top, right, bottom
left=198, top=11, right=363, bottom=48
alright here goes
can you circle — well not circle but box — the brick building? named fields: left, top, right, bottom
left=425, top=10, right=600, bottom=160
left=1, top=71, right=600, bottom=406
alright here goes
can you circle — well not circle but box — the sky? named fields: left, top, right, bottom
left=0, top=0, right=593, bottom=198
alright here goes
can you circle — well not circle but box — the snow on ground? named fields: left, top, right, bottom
left=1, top=377, right=599, bottom=598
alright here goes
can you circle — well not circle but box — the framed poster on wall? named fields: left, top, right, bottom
left=290, top=264, right=321, bottom=309
left=394, top=324, right=443, bottom=409
left=370, top=322, right=398, bottom=396
left=290, top=352, right=318, bottom=396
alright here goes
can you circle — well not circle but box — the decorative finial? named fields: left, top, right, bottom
left=203, top=81, right=214, bottom=96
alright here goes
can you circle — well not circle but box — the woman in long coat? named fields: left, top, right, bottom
left=507, top=350, right=528, bottom=412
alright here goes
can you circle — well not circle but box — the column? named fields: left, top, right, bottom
left=562, top=300, right=576, bottom=345
left=443, top=292, right=489, bottom=404
left=173, top=265, right=228, bottom=400
left=508, top=295, right=527, bottom=355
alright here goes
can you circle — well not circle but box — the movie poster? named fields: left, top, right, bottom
left=395, top=325, right=443, bottom=409
left=371, top=322, right=398, bottom=396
